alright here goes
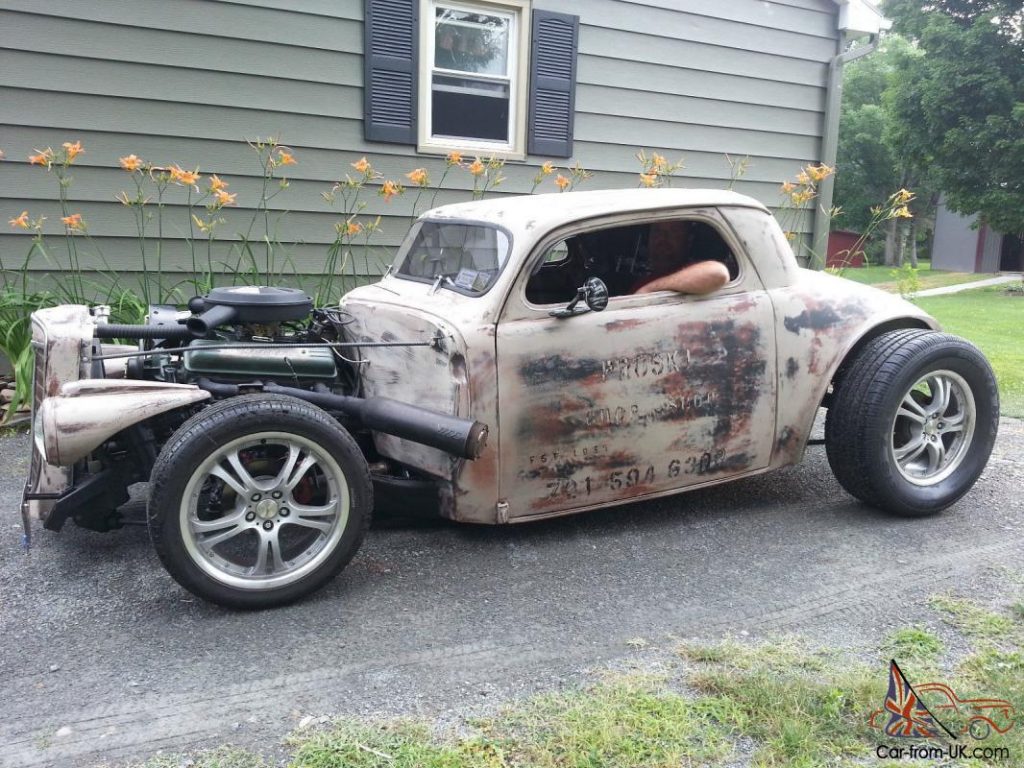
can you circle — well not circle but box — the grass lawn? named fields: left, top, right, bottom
left=917, top=286, right=1024, bottom=418
left=132, top=588, right=1024, bottom=768
left=837, top=260, right=993, bottom=292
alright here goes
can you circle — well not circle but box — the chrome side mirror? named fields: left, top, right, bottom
left=549, top=277, right=609, bottom=318
left=583, top=277, right=609, bottom=312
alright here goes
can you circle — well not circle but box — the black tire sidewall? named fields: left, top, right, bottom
left=862, top=345, right=997, bottom=515
left=149, top=396, right=371, bottom=609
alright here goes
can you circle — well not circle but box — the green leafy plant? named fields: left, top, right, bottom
left=0, top=289, right=54, bottom=420
left=890, top=261, right=921, bottom=299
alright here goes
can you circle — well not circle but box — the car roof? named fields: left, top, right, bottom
left=421, top=188, right=770, bottom=240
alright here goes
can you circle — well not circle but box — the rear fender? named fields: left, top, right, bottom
left=770, top=278, right=937, bottom=467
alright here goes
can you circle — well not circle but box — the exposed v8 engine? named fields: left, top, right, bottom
left=24, top=286, right=488, bottom=601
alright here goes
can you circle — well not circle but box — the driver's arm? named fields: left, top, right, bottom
left=634, top=260, right=730, bottom=295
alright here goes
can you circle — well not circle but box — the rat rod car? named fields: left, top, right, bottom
left=23, top=189, right=999, bottom=608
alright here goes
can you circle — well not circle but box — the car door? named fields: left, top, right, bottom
left=495, top=208, right=777, bottom=520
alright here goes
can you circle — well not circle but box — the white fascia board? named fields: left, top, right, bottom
left=832, top=0, right=892, bottom=36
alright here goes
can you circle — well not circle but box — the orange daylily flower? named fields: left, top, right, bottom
left=214, top=189, right=237, bottom=206
left=209, top=174, right=228, bottom=192
left=61, top=213, right=84, bottom=230
left=62, top=141, right=84, bottom=163
left=335, top=220, right=363, bottom=236
left=405, top=168, right=429, bottom=186
left=168, top=164, right=201, bottom=186
left=781, top=181, right=796, bottom=194
left=446, top=151, right=463, bottom=166
left=119, top=154, right=143, bottom=172
left=351, top=157, right=371, bottom=174
left=893, top=205, right=913, bottom=218
left=555, top=174, right=570, bottom=191
left=29, top=148, right=54, bottom=167
left=652, top=153, right=667, bottom=170
left=540, top=161, right=555, bottom=176
left=380, top=179, right=401, bottom=202
left=894, top=188, right=915, bottom=204
left=468, top=159, right=485, bottom=176
left=9, top=211, right=29, bottom=229
left=639, top=173, right=657, bottom=188
left=276, top=149, right=297, bottom=166
left=807, top=164, right=834, bottom=182
left=796, top=170, right=811, bottom=186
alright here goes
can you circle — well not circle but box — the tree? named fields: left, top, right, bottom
left=834, top=35, right=937, bottom=265
left=835, top=37, right=904, bottom=234
left=884, top=0, right=1024, bottom=237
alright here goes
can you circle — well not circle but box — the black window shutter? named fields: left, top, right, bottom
left=364, top=0, right=418, bottom=144
left=528, top=10, right=579, bottom=158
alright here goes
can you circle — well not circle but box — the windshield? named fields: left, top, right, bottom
left=392, top=220, right=512, bottom=295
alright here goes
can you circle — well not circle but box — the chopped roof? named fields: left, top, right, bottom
left=422, top=188, right=768, bottom=237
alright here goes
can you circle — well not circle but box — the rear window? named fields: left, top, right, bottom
left=392, top=221, right=512, bottom=295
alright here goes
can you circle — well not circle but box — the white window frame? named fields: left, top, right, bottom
left=418, top=0, right=531, bottom=160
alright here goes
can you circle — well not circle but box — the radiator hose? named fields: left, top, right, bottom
left=93, top=323, right=192, bottom=340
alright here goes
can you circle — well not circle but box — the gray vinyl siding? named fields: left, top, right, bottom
left=0, top=0, right=838, bottom=285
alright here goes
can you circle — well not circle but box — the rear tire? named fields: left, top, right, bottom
left=825, top=330, right=998, bottom=515
left=148, top=394, right=372, bottom=608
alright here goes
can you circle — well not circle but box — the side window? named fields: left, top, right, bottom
left=525, top=219, right=740, bottom=305
left=363, top=1, right=579, bottom=159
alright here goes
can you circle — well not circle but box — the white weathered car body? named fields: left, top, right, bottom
left=340, top=189, right=937, bottom=523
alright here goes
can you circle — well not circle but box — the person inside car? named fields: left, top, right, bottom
left=632, top=220, right=731, bottom=295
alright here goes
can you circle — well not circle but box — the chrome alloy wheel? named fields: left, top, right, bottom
left=179, top=432, right=350, bottom=590
left=890, top=370, right=976, bottom=486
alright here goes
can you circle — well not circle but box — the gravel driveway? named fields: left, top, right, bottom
left=2, top=416, right=1023, bottom=768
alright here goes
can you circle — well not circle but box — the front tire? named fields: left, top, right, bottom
left=148, top=394, right=372, bottom=608
left=825, top=330, right=998, bottom=515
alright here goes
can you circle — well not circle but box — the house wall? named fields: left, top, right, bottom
left=0, top=0, right=840, bottom=290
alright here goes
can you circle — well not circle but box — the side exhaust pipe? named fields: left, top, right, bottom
left=197, top=379, right=488, bottom=460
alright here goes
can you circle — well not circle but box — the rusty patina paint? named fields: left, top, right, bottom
left=337, top=191, right=938, bottom=523
left=341, top=286, right=501, bottom=522
left=24, top=306, right=95, bottom=520
left=41, top=379, right=211, bottom=466
left=493, top=283, right=777, bottom=519
left=768, top=273, right=936, bottom=468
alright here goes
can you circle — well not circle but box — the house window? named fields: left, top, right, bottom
left=363, top=0, right=577, bottom=158
left=421, top=1, right=529, bottom=156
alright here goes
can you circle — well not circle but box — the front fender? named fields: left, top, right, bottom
left=39, top=379, right=211, bottom=466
